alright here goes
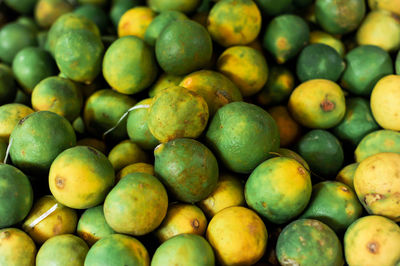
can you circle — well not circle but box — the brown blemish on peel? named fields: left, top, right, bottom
left=216, top=90, right=232, bottom=105
left=320, top=98, right=335, bottom=112
left=191, top=219, right=200, bottom=230
left=0, top=230, right=11, bottom=239
left=281, top=257, right=300, bottom=266
left=247, top=222, right=258, bottom=234
left=55, top=176, right=65, bottom=189
left=367, top=242, right=379, bottom=254
left=364, top=193, right=384, bottom=206
left=297, top=167, right=305, bottom=176
left=306, top=219, right=324, bottom=231
left=277, top=37, right=288, bottom=50
left=341, top=187, right=349, bottom=192
left=53, top=223, right=62, bottom=234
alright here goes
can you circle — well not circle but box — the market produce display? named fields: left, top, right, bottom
left=1, top=0, right=400, bottom=265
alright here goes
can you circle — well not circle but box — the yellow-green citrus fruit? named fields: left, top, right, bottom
left=198, top=173, right=245, bottom=218
left=46, top=13, right=100, bottom=56
left=206, top=206, right=268, bottom=265
left=263, top=14, right=310, bottom=64
left=300, top=181, right=363, bottom=232
left=309, top=30, right=345, bottom=57
left=179, top=70, right=243, bottom=115
left=344, top=215, right=400, bottom=266
left=315, top=0, right=366, bottom=35
left=22, top=195, right=77, bottom=244
left=54, top=29, right=104, bottom=84
left=336, top=163, right=359, bottom=190
left=0, top=164, right=33, bottom=228
left=116, top=163, right=154, bottom=183
left=276, top=219, right=344, bottom=266
left=154, top=203, right=207, bottom=242
left=49, top=146, right=115, bottom=209
left=154, top=138, right=219, bottom=203
left=354, top=152, right=400, bottom=221
left=245, top=157, right=312, bottom=224
left=206, top=101, right=280, bottom=174
left=155, top=20, right=212, bottom=75
left=207, top=0, right=262, bottom=47
left=0, top=228, right=36, bottom=266
left=84, top=234, right=150, bottom=266
left=356, top=10, right=400, bottom=52
left=9, top=111, right=76, bottom=175
left=288, top=79, right=346, bottom=129
left=148, top=73, right=183, bottom=97
left=83, top=89, right=136, bottom=141
left=108, top=140, right=148, bottom=172
left=31, top=76, right=82, bottom=122
left=77, top=205, right=115, bottom=246
left=103, top=36, right=158, bottom=95
left=217, top=46, right=268, bottom=97
left=151, top=234, right=215, bottom=266
left=104, top=173, right=168, bottom=235
left=148, top=86, right=209, bottom=143
left=371, top=75, right=400, bottom=131
left=369, top=0, right=400, bottom=15
left=0, top=103, right=33, bottom=141
left=34, top=0, right=74, bottom=29
left=355, top=129, right=400, bottom=162
left=36, top=234, right=89, bottom=266
left=118, top=7, right=156, bottom=38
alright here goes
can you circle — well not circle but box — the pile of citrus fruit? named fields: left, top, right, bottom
left=1, top=0, right=400, bottom=265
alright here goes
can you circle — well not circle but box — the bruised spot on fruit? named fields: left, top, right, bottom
left=320, top=98, right=335, bottom=112
left=53, top=223, right=62, bottom=234
left=262, top=202, right=267, bottom=208
left=299, top=236, right=306, bottom=245
left=191, top=219, right=200, bottom=230
left=277, top=37, right=289, bottom=50
left=367, top=241, right=379, bottom=254
left=281, top=257, right=300, bottom=266
left=215, top=90, right=231, bottom=105
left=0, top=230, right=10, bottom=239
left=247, top=222, right=258, bottom=234
left=122, top=22, right=130, bottom=30
left=341, top=186, right=349, bottom=192
left=297, top=167, right=305, bottom=176
left=55, top=176, right=65, bottom=189
left=306, top=220, right=324, bottom=231
left=318, top=239, right=325, bottom=246
left=364, top=193, right=384, bottom=206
